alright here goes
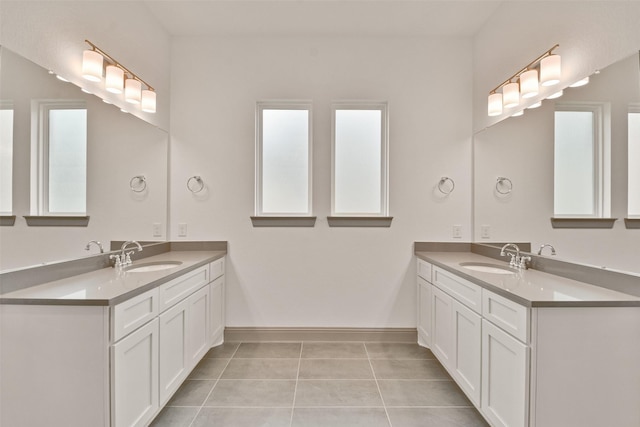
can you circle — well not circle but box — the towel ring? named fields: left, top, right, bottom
left=187, top=176, right=205, bottom=193
left=496, top=177, right=513, bottom=195
left=129, top=175, right=147, bottom=193
left=437, top=177, right=455, bottom=194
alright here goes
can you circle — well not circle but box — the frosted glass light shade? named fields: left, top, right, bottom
left=569, top=77, right=589, bottom=87
left=527, top=101, right=542, bottom=109
left=124, top=79, right=142, bottom=104
left=520, top=69, right=539, bottom=99
left=540, top=54, right=561, bottom=86
left=488, top=93, right=503, bottom=116
left=547, top=90, right=563, bottom=100
left=141, top=90, right=156, bottom=113
left=82, top=50, right=103, bottom=82
left=503, top=82, right=520, bottom=108
left=512, top=110, right=524, bottom=117
left=105, top=66, right=124, bottom=94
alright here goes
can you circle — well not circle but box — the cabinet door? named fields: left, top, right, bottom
left=209, top=276, right=225, bottom=347
left=481, top=319, right=528, bottom=427
left=452, top=300, right=481, bottom=406
left=111, top=318, right=159, bottom=427
left=417, top=277, right=432, bottom=348
left=187, top=285, right=210, bottom=369
left=159, top=298, right=189, bottom=405
left=431, top=285, right=453, bottom=370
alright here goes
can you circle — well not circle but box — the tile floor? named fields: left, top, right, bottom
left=149, top=342, right=489, bottom=427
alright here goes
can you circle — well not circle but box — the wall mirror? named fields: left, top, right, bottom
left=0, top=46, right=168, bottom=271
left=474, top=51, right=640, bottom=274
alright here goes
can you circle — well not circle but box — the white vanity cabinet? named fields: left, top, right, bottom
left=0, top=254, right=226, bottom=427
left=416, top=260, right=432, bottom=347
left=208, top=257, right=225, bottom=346
left=112, top=318, right=160, bottom=427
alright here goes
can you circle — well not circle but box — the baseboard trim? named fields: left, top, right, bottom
left=224, top=327, right=417, bottom=342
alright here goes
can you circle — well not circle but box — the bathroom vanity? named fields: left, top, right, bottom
left=416, top=248, right=640, bottom=427
left=0, top=249, right=225, bottom=427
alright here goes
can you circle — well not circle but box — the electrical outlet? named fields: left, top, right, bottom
left=152, top=223, right=162, bottom=237
left=178, top=223, right=187, bottom=237
left=452, top=225, right=462, bottom=238
left=481, top=225, right=491, bottom=239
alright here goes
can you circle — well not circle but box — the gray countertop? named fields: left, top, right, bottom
left=0, top=251, right=225, bottom=306
left=416, top=251, right=640, bottom=307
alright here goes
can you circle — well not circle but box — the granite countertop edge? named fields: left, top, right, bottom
left=415, top=251, right=640, bottom=308
left=0, top=251, right=226, bottom=307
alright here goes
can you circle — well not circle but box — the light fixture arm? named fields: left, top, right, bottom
left=85, top=40, right=154, bottom=92
left=490, top=44, right=559, bottom=94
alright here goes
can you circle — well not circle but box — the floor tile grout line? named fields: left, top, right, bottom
left=364, top=343, right=394, bottom=427
left=289, top=342, right=303, bottom=427
left=186, top=343, right=240, bottom=427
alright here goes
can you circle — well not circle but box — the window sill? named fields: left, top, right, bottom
left=624, top=218, right=640, bottom=229
left=327, top=216, right=393, bottom=227
left=550, top=217, right=617, bottom=229
left=24, top=215, right=90, bottom=227
left=0, top=215, right=16, bottom=226
left=250, top=216, right=316, bottom=227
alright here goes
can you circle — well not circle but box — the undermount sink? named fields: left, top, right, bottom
left=459, top=262, right=516, bottom=275
left=124, top=261, right=183, bottom=273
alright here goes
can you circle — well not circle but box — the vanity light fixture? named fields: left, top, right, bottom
left=511, top=110, right=524, bottom=117
left=81, top=40, right=156, bottom=113
left=487, top=44, right=560, bottom=117
left=503, top=82, right=520, bottom=108
left=527, top=101, right=542, bottom=109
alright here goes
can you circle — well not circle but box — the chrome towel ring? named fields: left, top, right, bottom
left=437, top=177, right=455, bottom=194
left=187, top=176, right=205, bottom=193
left=496, top=177, right=513, bottom=194
left=130, top=175, right=147, bottom=193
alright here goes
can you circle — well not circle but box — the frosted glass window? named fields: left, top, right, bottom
left=554, top=111, right=595, bottom=215
left=48, top=109, right=87, bottom=213
left=332, top=104, right=388, bottom=216
left=256, top=104, right=311, bottom=215
left=32, top=101, right=87, bottom=216
left=629, top=112, right=640, bottom=215
left=0, top=107, right=13, bottom=214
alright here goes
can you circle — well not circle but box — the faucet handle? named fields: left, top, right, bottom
left=519, top=256, right=531, bottom=270
left=124, top=251, right=134, bottom=265
left=508, top=253, right=517, bottom=267
left=110, top=254, right=122, bottom=268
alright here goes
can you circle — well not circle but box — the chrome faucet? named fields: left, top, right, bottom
left=84, top=240, right=104, bottom=253
left=500, top=243, right=530, bottom=269
left=110, top=240, right=143, bottom=268
left=537, top=244, right=556, bottom=256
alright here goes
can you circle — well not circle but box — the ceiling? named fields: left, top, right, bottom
left=144, top=0, right=504, bottom=37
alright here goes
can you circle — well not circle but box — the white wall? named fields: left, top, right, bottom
left=170, top=36, right=473, bottom=327
left=0, top=1, right=171, bottom=130
left=474, top=53, right=640, bottom=274
left=0, top=47, right=168, bottom=271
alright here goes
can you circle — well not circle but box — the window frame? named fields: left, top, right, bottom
left=254, top=101, right=313, bottom=218
left=330, top=101, right=389, bottom=218
left=628, top=103, right=640, bottom=218
left=30, top=99, right=87, bottom=216
left=553, top=102, right=610, bottom=219
left=0, top=101, right=14, bottom=215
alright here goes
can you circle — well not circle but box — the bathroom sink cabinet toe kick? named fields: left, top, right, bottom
left=0, top=257, right=225, bottom=427
left=416, top=259, right=640, bottom=427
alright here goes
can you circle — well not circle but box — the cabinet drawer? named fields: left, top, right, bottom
left=432, top=266, right=482, bottom=314
left=113, top=288, right=159, bottom=342
left=159, top=265, right=209, bottom=312
left=482, top=289, right=529, bottom=343
left=210, top=257, right=225, bottom=280
left=417, top=259, right=432, bottom=281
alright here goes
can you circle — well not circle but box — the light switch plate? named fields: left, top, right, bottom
left=481, top=225, right=491, bottom=239
left=178, top=223, right=187, bottom=237
left=152, top=223, right=162, bottom=237
left=453, top=225, right=462, bottom=238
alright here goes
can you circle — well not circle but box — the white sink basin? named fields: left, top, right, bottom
left=124, top=261, right=183, bottom=273
left=459, top=262, right=515, bottom=275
